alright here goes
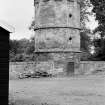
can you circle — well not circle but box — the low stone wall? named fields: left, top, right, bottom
left=79, top=61, right=105, bottom=74
left=9, top=61, right=64, bottom=75
left=9, top=62, right=36, bottom=73
left=9, top=61, right=105, bottom=75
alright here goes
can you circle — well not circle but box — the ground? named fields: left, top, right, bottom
left=9, top=75, right=105, bottom=105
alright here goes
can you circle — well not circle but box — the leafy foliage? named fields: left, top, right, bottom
left=90, top=0, right=105, bottom=37
left=80, top=0, right=92, bottom=30
left=9, top=37, right=52, bottom=62
left=92, top=38, right=105, bottom=60
left=80, top=30, right=90, bottom=51
left=9, top=38, right=35, bottom=62
left=80, top=30, right=94, bottom=61
left=90, top=0, right=105, bottom=60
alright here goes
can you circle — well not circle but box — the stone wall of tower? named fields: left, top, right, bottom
left=35, top=0, right=80, bottom=28
left=35, top=28, right=80, bottom=51
left=34, top=0, right=81, bottom=52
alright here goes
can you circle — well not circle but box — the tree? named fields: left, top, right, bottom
left=80, top=0, right=92, bottom=30
left=80, top=30, right=94, bottom=61
left=80, top=30, right=91, bottom=51
left=90, top=0, right=105, bottom=60
left=92, top=38, right=105, bottom=60
left=90, top=0, right=105, bottom=37
left=9, top=39, right=20, bottom=55
left=9, top=37, right=36, bottom=62
left=26, top=37, right=35, bottom=55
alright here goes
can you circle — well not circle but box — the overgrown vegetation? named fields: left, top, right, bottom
left=89, top=0, right=105, bottom=60
left=9, top=37, right=52, bottom=62
left=9, top=37, right=35, bottom=62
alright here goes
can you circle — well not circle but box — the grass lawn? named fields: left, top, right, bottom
left=9, top=75, right=105, bottom=105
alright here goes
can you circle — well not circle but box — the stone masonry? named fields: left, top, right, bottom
left=34, top=0, right=81, bottom=76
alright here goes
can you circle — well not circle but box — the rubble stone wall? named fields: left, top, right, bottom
left=35, top=0, right=80, bottom=52
left=79, top=61, right=105, bottom=74
left=9, top=61, right=105, bottom=75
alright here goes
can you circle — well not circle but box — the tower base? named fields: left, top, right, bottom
left=34, top=51, right=81, bottom=76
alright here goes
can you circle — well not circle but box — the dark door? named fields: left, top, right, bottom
left=66, top=62, right=74, bottom=76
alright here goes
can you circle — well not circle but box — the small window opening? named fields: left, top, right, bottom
left=69, top=37, right=72, bottom=41
left=69, top=14, right=72, bottom=18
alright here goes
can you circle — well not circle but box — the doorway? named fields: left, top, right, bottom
left=66, top=62, right=74, bottom=76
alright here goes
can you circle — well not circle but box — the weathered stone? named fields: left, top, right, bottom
left=9, top=61, right=105, bottom=78
left=35, top=28, right=80, bottom=50
left=34, top=0, right=81, bottom=75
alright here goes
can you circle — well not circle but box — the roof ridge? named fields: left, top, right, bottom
left=0, top=20, right=15, bottom=33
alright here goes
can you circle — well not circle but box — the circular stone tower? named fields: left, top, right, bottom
left=34, top=0, right=81, bottom=76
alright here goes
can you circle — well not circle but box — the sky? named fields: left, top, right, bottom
left=0, top=0, right=34, bottom=40
left=0, top=0, right=98, bottom=40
